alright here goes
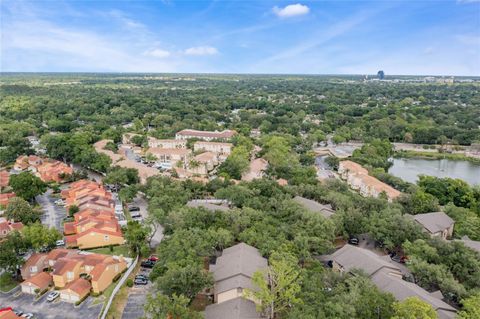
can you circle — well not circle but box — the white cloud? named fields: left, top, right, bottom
left=144, top=48, right=171, bottom=58
left=184, top=46, right=218, bottom=56
left=273, top=3, right=310, bottom=18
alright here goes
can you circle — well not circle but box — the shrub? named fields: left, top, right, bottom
left=126, top=278, right=133, bottom=287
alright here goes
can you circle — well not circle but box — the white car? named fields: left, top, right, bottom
left=47, top=291, right=60, bottom=302
left=54, top=199, right=64, bottom=206
left=21, top=313, right=34, bottom=319
left=55, top=240, right=65, bottom=247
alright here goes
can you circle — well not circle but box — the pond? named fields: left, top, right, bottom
left=389, top=157, right=480, bottom=186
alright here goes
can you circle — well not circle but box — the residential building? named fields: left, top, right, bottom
left=21, top=253, right=48, bottom=280
left=13, top=155, right=72, bottom=183
left=36, top=160, right=73, bottom=182
left=322, top=245, right=456, bottom=319
left=0, top=218, right=23, bottom=240
left=210, top=243, right=267, bottom=303
left=412, top=212, right=455, bottom=240
left=0, top=170, right=9, bottom=188
left=204, top=297, right=261, bottom=319
left=147, top=137, right=186, bottom=149
left=62, top=180, right=111, bottom=208
left=64, top=220, right=124, bottom=249
left=242, top=158, right=268, bottom=182
left=0, top=193, right=15, bottom=207
left=293, top=196, right=335, bottom=218
left=21, top=249, right=127, bottom=295
left=146, top=147, right=191, bottom=169
left=175, top=129, right=236, bottom=141
left=205, top=243, right=266, bottom=319
left=193, top=141, right=233, bottom=156
left=20, top=271, right=52, bottom=294
left=60, top=278, right=91, bottom=303
left=188, top=152, right=219, bottom=176
left=338, top=160, right=401, bottom=202
left=62, top=180, right=124, bottom=249
left=0, top=308, right=21, bottom=319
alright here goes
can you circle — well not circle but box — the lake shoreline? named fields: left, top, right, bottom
left=394, top=150, right=480, bottom=165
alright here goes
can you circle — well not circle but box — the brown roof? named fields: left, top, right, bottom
left=0, top=309, right=21, bottom=319
left=22, top=272, right=52, bottom=289
left=357, top=174, right=401, bottom=199
left=64, top=278, right=91, bottom=296
left=177, top=129, right=236, bottom=139
left=340, top=160, right=369, bottom=175
left=52, top=258, right=80, bottom=276
left=147, top=148, right=191, bottom=156
left=0, top=170, right=9, bottom=187
left=47, top=248, right=70, bottom=261
left=194, top=141, right=233, bottom=147
left=194, top=151, right=217, bottom=163
left=22, top=253, right=47, bottom=273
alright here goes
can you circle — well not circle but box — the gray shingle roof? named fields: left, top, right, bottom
left=412, top=212, right=454, bottom=234
left=326, top=245, right=401, bottom=276
left=293, top=196, right=335, bottom=218
left=213, top=243, right=267, bottom=282
left=204, top=297, right=261, bottom=319
left=371, top=269, right=456, bottom=319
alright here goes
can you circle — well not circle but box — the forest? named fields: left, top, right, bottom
left=0, top=74, right=479, bottom=319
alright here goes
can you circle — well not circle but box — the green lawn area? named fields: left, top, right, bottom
left=0, top=272, right=18, bottom=293
left=87, top=245, right=132, bottom=257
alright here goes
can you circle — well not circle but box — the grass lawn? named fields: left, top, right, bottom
left=87, top=245, right=132, bottom=258
left=0, top=272, right=18, bottom=293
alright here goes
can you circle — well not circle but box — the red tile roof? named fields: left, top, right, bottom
left=64, top=278, right=91, bottom=297
left=22, top=271, right=52, bottom=290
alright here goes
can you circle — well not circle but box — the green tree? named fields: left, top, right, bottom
left=218, top=145, right=250, bottom=179
left=104, top=166, right=139, bottom=187
left=119, top=185, right=138, bottom=203
left=144, top=293, right=202, bottom=319
left=21, top=223, right=61, bottom=250
left=5, top=197, right=40, bottom=224
left=68, top=204, right=79, bottom=217
left=391, top=297, right=437, bottom=319
left=458, top=293, right=480, bottom=319
left=124, top=221, right=149, bottom=256
left=247, top=249, right=302, bottom=319
left=8, top=172, right=47, bottom=201
left=0, top=231, right=25, bottom=275
left=156, top=263, right=213, bottom=300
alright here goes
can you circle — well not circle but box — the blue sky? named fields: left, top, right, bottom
left=1, top=0, right=479, bottom=75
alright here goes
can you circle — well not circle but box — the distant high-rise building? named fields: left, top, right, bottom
left=377, top=70, right=385, bottom=80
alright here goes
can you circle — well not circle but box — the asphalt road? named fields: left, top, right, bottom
left=0, top=287, right=102, bottom=319
left=37, top=189, right=67, bottom=231
left=121, top=269, right=153, bottom=319
left=130, top=195, right=164, bottom=248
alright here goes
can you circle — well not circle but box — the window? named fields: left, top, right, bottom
left=104, top=235, right=109, bottom=241
left=30, top=266, right=38, bottom=273
left=67, top=272, right=74, bottom=280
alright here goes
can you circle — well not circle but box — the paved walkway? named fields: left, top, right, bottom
left=121, top=269, right=153, bottom=319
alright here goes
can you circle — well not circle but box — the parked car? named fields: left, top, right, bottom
left=134, top=278, right=148, bottom=285
left=47, top=291, right=60, bottom=302
left=13, top=310, right=23, bottom=316
left=21, top=313, right=34, bottom=319
left=135, top=274, right=148, bottom=280
left=141, top=260, right=155, bottom=268
left=56, top=240, right=65, bottom=247
left=348, top=236, right=359, bottom=246
left=391, top=254, right=408, bottom=264
left=128, top=206, right=140, bottom=212
left=148, top=255, right=159, bottom=262
left=54, top=199, right=65, bottom=206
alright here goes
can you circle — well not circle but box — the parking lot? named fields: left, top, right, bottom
left=121, top=269, right=153, bottom=319
left=0, top=287, right=103, bottom=319
left=36, top=189, right=67, bottom=231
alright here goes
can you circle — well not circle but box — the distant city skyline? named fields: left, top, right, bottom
left=1, top=0, right=479, bottom=75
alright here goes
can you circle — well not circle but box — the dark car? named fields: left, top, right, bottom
left=326, top=260, right=334, bottom=268
left=135, top=274, right=148, bottom=280
left=134, top=278, right=148, bottom=285
left=129, top=206, right=140, bottom=212
left=141, top=260, right=155, bottom=268
left=348, top=237, right=359, bottom=245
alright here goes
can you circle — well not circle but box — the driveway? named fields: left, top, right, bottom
left=130, top=195, right=164, bottom=248
left=0, top=288, right=102, bottom=319
left=36, top=189, right=67, bottom=231
left=121, top=269, right=153, bottom=319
